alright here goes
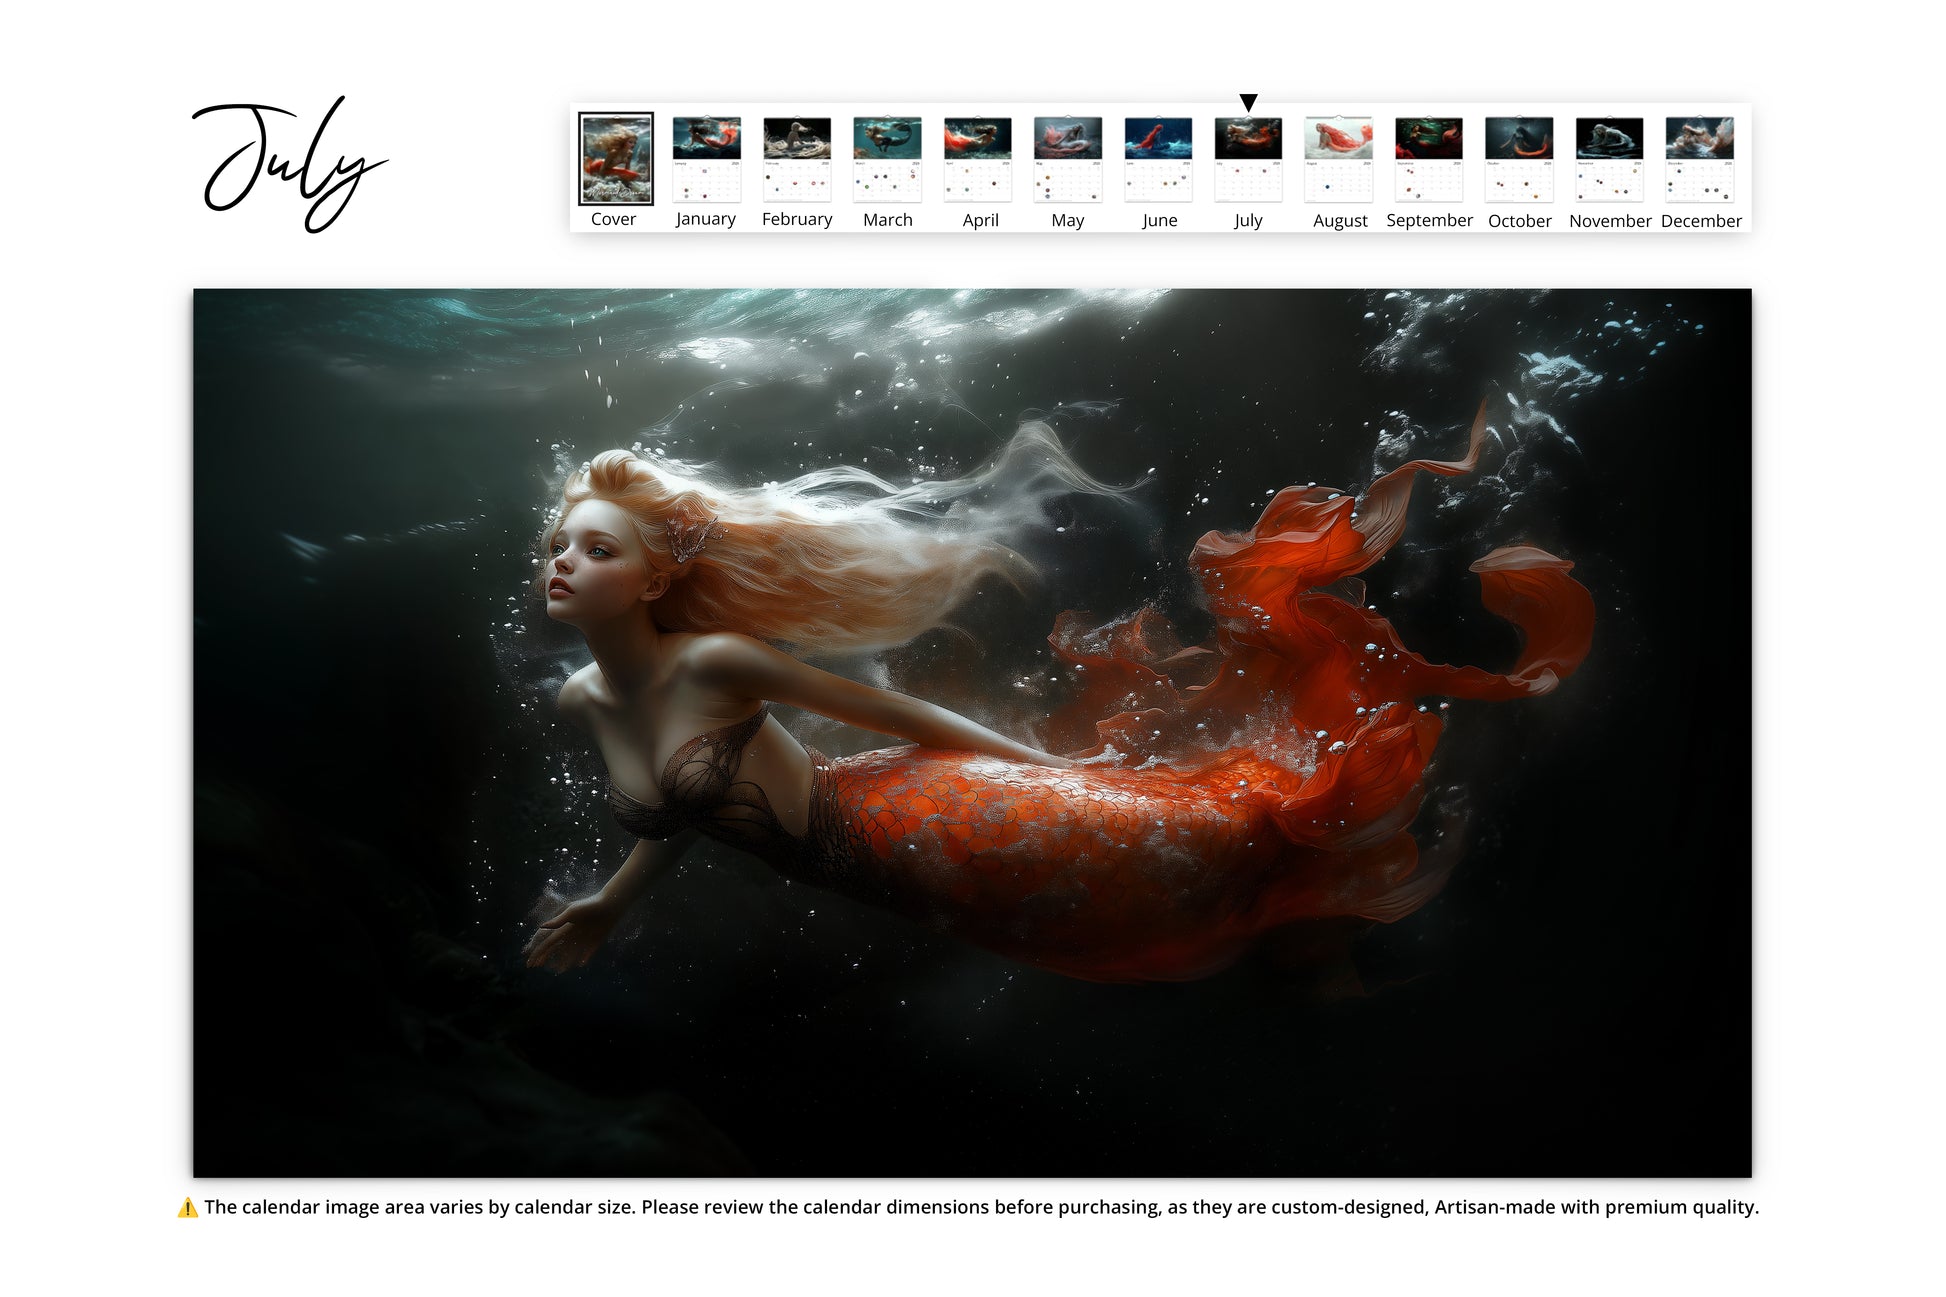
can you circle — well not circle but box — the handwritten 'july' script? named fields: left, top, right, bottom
left=192, top=95, right=386, bottom=233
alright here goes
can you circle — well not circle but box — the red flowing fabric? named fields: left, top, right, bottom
left=817, top=405, right=1595, bottom=982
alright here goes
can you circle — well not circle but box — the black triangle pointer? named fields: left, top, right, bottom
left=1240, top=94, right=1258, bottom=112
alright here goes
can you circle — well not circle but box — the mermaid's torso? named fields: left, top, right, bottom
left=608, top=703, right=793, bottom=851
left=606, top=705, right=870, bottom=895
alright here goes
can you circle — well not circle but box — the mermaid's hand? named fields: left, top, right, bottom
left=524, top=893, right=624, bottom=972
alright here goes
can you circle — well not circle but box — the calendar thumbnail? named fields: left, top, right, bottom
left=1124, top=117, right=1193, bottom=202
left=1305, top=116, right=1374, bottom=202
left=854, top=116, right=922, bottom=202
left=944, top=116, right=1013, bottom=201
left=1214, top=117, right=1283, bottom=203
left=1576, top=117, right=1644, bottom=202
left=672, top=116, right=741, bottom=204
left=1034, top=116, right=1103, bottom=203
left=1035, top=116, right=1103, bottom=160
left=1484, top=116, right=1553, bottom=203
left=1394, top=117, right=1463, bottom=202
left=578, top=112, right=654, bottom=205
left=1665, top=116, right=1734, bottom=203
left=765, top=116, right=833, bottom=202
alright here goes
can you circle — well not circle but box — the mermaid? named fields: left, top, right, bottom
left=1399, top=119, right=1460, bottom=158
left=687, top=119, right=739, bottom=151
left=1671, top=119, right=1732, bottom=158
left=773, top=120, right=829, bottom=157
left=945, top=123, right=999, bottom=153
left=1040, top=123, right=1093, bottom=156
left=1314, top=120, right=1374, bottom=153
left=1582, top=122, right=1638, bottom=157
left=1498, top=126, right=1550, bottom=158
left=524, top=407, right=1594, bottom=983
left=863, top=122, right=912, bottom=154
left=1225, top=121, right=1281, bottom=150
left=583, top=127, right=642, bottom=182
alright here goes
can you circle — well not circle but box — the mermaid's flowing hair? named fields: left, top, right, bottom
left=537, top=422, right=1132, bottom=654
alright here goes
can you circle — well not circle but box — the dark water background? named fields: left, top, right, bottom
left=853, top=118, right=921, bottom=159
left=1125, top=118, right=1192, bottom=159
left=194, top=288, right=1750, bottom=1176
left=1486, top=118, right=1554, bottom=160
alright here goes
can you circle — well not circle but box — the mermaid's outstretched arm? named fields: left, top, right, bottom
left=691, top=632, right=1075, bottom=768
left=526, top=830, right=699, bottom=971
left=527, top=673, right=701, bottom=971
left=596, top=829, right=699, bottom=909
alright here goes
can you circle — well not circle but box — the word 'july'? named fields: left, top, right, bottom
left=192, top=95, right=385, bottom=233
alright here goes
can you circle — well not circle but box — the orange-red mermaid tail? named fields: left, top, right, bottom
left=1316, top=121, right=1375, bottom=153
left=584, top=158, right=642, bottom=181
left=802, top=404, right=1594, bottom=983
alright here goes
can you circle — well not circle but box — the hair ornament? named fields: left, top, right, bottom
left=665, top=502, right=727, bottom=564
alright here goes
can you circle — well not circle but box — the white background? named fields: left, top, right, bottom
left=2, top=2, right=1937, bottom=1291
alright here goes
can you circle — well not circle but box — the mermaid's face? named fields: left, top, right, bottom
left=544, top=499, right=667, bottom=625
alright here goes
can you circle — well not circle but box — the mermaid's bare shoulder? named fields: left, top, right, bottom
left=672, top=631, right=780, bottom=685
left=556, top=642, right=757, bottom=743
left=556, top=663, right=604, bottom=730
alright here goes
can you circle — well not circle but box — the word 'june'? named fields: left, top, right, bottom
left=192, top=95, right=386, bottom=233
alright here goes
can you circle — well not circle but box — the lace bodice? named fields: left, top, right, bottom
left=606, top=705, right=802, bottom=860
left=604, top=705, right=885, bottom=900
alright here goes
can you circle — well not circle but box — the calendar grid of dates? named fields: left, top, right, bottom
left=572, top=102, right=1749, bottom=233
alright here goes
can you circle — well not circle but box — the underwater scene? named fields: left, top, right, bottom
left=1126, top=118, right=1193, bottom=159
left=579, top=115, right=654, bottom=203
left=853, top=117, right=920, bottom=159
left=1667, top=117, right=1735, bottom=159
left=1215, top=117, right=1282, bottom=160
left=944, top=118, right=1012, bottom=158
left=764, top=118, right=831, bottom=159
left=194, top=288, right=1750, bottom=1176
left=1578, top=118, right=1645, bottom=159
left=1034, top=117, right=1102, bottom=160
left=1487, top=117, right=1554, bottom=159
left=1396, top=118, right=1463, bottom=159
left=674, top=117, right=742, bottom=159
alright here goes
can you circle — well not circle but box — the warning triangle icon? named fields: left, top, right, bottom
left=179, top=1197, right=199, bottom=1218
left=1240, top=94, right=1258, bottom=112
